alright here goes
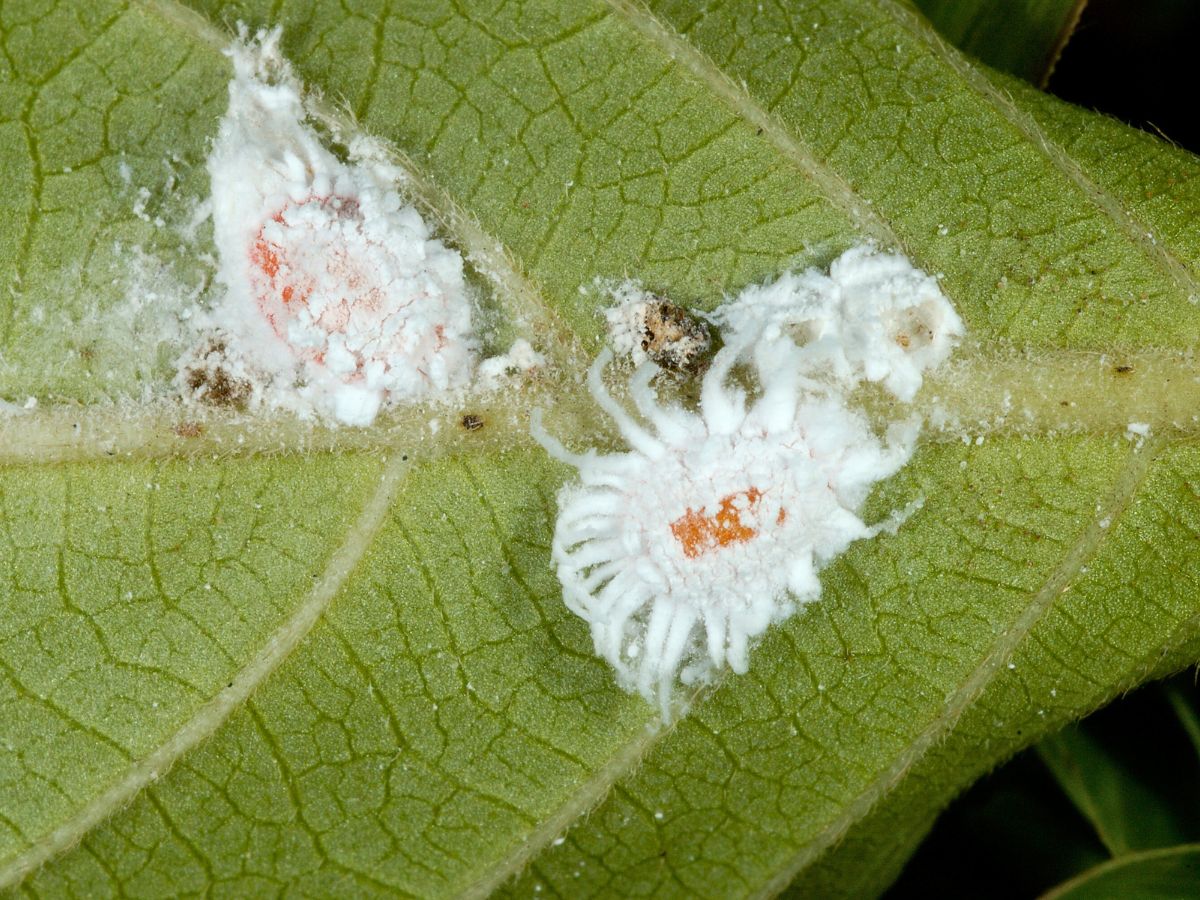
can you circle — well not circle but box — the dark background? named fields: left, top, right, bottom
left=1050, top=0, right=1200, bottom=152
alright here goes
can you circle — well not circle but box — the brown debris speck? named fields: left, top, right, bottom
left=190, top=366, right=250, bottom=408
left=461, top=414, right=484, bottom=431
left=639, top=298, right=712, bottom=375
left=182, top=341, right=252, bottom=409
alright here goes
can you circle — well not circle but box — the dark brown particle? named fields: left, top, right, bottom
left=639, top=298, right=712, bottom=375
left=183, top=341, right=251, bottom=409
left=461, top=414, right=484, bottom=431
left=190, top=367, right=251, bottom=407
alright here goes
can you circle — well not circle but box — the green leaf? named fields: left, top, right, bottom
left=1038, top=726, right=1189, bottom=855
left=1043, top=844, right=1200, bottom=900
left=912, top=0, right=1087, bottom=84
left=3, top=1, right=1200, bottom=897
left=889, top=670, right=1200, bottom=895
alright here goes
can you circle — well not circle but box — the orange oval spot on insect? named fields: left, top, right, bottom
left=250, top=196, right=363, bottom=343
left=670, top=487, right=778, bottom=559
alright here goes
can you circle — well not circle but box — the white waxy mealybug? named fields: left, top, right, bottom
left=184, top=26, right=478, bottom=426
left=538, top=245, right=963, bottom=718
left=534, top=345, right=914, bottom=718
left=717, top=244, right=963, bottom=401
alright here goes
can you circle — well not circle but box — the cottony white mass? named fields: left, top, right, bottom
left=717, top=244, right=963, bottom=401
left=197, top=27, right=477, bottom=425
left=538, top=246, right=962, bottom=717
left=534, top=343, right=914, bottom=718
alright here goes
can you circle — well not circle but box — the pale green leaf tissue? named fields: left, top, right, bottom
left=2, top=0, right=1200, bottom=897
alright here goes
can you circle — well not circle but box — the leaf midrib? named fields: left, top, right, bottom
left=6, top=345, right=1200, bottom=463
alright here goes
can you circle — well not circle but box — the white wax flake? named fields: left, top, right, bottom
left=187, top=27, right=477, bottom=425
left=536, top=246, right=962, bottom=717
left=603, top=280, right=661, bottom=366
left=604, top=282, right=662, bottom=367
left=1125, top=421, right=1151, bottom=449
left=716, top=245, right=964, bottom=402
left=132, top=187, right=153, bottom=222
left=475, top=338, right=546, bottom=387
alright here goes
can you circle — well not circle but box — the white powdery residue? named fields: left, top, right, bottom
left=132, top=187, right=158, bottom=226
left=603, top=279, right=660, bottom=366
left=537, top=245, right=962, bottom=717
left=476, top=338, right=545, bottom=387
left=45, top=241, right=211, bottom=404
left=717, top=245, right=964, bottom=401
left=1125, top=421, right=1150, bottom=449
left=190, top=27, right=477, bottom=425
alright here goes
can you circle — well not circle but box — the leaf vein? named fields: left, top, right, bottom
left=0, top=454, right=410, bottom=890
left=601, top=0, right=897, bottom=247
left=878, top=0, right=1200, bottom=305
left=752, top=437, right=1166, bottom=896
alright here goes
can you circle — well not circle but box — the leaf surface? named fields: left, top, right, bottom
left=2, top=1, right=1200, bottom=897
left=1043, top=844, right=1200, bottom=900
left=1038, top=726, right=1189, bottom=855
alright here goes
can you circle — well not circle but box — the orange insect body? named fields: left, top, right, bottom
left=250, top=196, right=363, bottom=347
left=671, top=488, right=773, bottom=558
